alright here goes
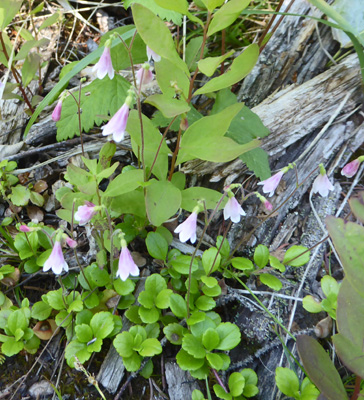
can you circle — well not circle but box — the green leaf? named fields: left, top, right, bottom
left=146, top=273, right=167, bottom=295
left=202, top=247, right=221, bottom=275
left=176, top=348, right=205, bottom=371
left=170, top=255, right=199, bottom=275
left=145, top=94, right=190, bottom=118
left=127, top=110, right=170, bottom=180
left=213, top=384, right=232, bottom=400
left=146, top=180, right=181, bottom=226
left=155, top=289, right=173, bottom=309
left=45, top=289, right=65, bottom=311
left=182, top=333, right=205, bottom=358
left=29, top=191, right=44, bottom=207
left=14, top=232, right=38, bottom=260
left=297, top=335, right=347, bottom=399
left=202, top=328, right=220, bottom=351
left=275, top=367, right=299, bottom=397
left=139, top=338, right=162, bottom=357
left=231, top=257, right=254, bottom=271
left=186, top=37, right=204, bottom=72
left=253, top=244, right=269, bottom=268
left=206, top=352, right=224, bottom=370
left=154, top=0, right=188, bottom=13
left=146, top=231, right=168, bottom=260
left=177, top=103, right=259, bottom=164
left=67, top=299, right=83, bottom=313
left=216, top=322, right=241, bottom=350
left=14, top=38, right=49, bottom=61
left=122, top=352, right=142, bottom=372
left=22, top=53, right=40, bottom=87
left=111, top=190, right=146, bottom=218
left=216, top=235, right=230, bottom=258
left=321, top=275, right=340, bottom=298
left=207, top=0, right=250, bottom=36
left=31, top=301, right=52, bottom=321
left=139, top=305, right=160, bottom=323
left=75, top=324, right=93, bottom=343
left=113, top=331, right=134, bottom=358
left=194, top=44, right=259, bottom=95
left=192, top=389, right=205, bottom=400
left=125, top=0, right=183, bottom=24
left=198, top=50, right=235, bottom=77
left=0, top=0, right=22, bottom=30
left=8, top=310, right=28, bottom=336
left=90, top=312, right=114, bottom=339
left=103, top=169, right=144, bottom=197
left=181, top=187, right=225, bottom=212
left=269, top=256, right=285, bottom=272
left=2, top=338, right=24, bottom=357
left=10, top=185, right=30, bottom=206
left=195, top=296, right=216, bottom=311
left=155, top=57, right=190, bottom=98
left=164, top=323, right=188, bottom=345
left=38, top=11, right=61, bottom=31
left=65, top=340, right=90, bottom=367
left=302, top=296, right=323, bottom=314
left=201, top=0, right=225, bottom=12
left=239, top=148, right=271, bottom=180
left=229, top=372, right=245, bottom=397
left=140, top=359, right=154, bottom=379
left=240, top=368, right=258, bottom=386
left=132, top=3, right=188, bottom=74
left=169, top=293, right=188, bottom=318
left=283, top=245, right=310, bottom=267
left=114, top=278, right=136, bottom=296
left=326, top=216, right=364, bottom=296
left=259, top=274, right=282, bottom=291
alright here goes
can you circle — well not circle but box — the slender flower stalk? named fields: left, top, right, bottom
left=74, top=201, right=98, bottom=225
left=341, top=156, right=364, bottom=178
left=92, top=39, right=114, bottom=80
left=312, top=164, right=334, bottom=197
left=116, top=236, right=139, bottom=281
left=43, top=236, right=68, bottom=275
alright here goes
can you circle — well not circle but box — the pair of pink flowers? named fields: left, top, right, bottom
left=258, top=163, right=335, bottom=198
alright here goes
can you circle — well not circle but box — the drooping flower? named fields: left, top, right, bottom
left=74, top=201, right=97, bottom=225
left=52, top=99, right=63, bottom=122
left=312, top=164, right=334, bottom=197
left=341, top=157, right=363, bottom=178
left=255, top=192, right=273, bottom=211
left=257, top=164, right=294, bottom=197
left=43, top=240, right=69, bottom=275
left=136, top=63, right=154, bottom=87
left=102, top=103, right=130, bottom=143
left=92, top=40, right=114, bottom=80
left=257, top=171, right=284, bottom=197
left=223, top=196, right=246, bottom=223
left=116, top=244, right=139, bottom=281
left=174, top=212, right=198, bottom=244
left=19, top=225, right=31, bottom=232
left=66, top=237, right=77, bottom=248
left=146, top=46, right=161, bottom=63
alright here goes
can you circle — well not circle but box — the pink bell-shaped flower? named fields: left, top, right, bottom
left=43, top=240, right=69, bottom=275
left=223, top=197, right=246, bottom=223
left=257, top=171, right=284, bottom=197
left=75, top=201, right=97, bottom=226
left=174, top=212, right=198, bottom=244
left=116, top=244, right=139, bottom=281
left=341, top=158, right=362, bottom=178
left=136, top=63, right=154, bottom=87
left=66, top=237, right=77, bottom=248
left=312, top=165, right=334, bottom=197
left=92, top=45, right=114, bottom=80
left=52, top=99, right=63, bottom=122
left=146, top=46, right=161, bottom=63
left=102, top=103, right=130, bottom=143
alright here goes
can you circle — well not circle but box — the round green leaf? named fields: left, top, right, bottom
left=229, top=372, right=245, bottom=397
left=259, top=273, right=282, bottom=291
left=202, top=328, right=220, bottom=351
left=283, top=245, right=310, bottom=267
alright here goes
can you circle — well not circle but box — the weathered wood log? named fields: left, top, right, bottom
left=165, top=362, right=200, bottom=400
